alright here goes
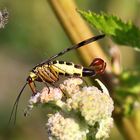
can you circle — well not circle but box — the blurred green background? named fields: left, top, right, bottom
left=0, top=0, right=140, bottom=140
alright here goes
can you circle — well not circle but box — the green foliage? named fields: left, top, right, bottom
left=116, top=69, right=140, bottom=116
left=78, top=10, right=140, bottom=51
left=118, top=70, right=140, bottom=95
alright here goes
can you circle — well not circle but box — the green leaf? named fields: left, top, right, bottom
left=115, top=69, right=140, bottom=116
left=117, top=69, right=140, bottom=96
left=78, top=10, right=140, bottom=51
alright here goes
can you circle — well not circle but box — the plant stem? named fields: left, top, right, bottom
left=113, top=111, right=140, bottom=140
left=48, top=0, right=111, bottom=72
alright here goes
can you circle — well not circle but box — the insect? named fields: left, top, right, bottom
left=9, top=34, right=106, bottom=124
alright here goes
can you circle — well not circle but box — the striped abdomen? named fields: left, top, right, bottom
left=50, top=60, right=96, bottom=77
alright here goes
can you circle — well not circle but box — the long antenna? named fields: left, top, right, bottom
left=36, top=34, right=105, bottom=66
left=8, top=82, right=27, bottom=125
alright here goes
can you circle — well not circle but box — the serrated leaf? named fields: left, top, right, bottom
left=78, top=10, right=140, bottom=51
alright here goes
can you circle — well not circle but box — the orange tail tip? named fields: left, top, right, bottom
left=89, top=58, right=106, bottom=74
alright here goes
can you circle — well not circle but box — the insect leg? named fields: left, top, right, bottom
left=43, top=65, right=58, bottom=82
left=28, top=81, right=37, bottom=95
left=37, top=67, right=57, bottom=83
left=36, top=70, right=51, bottom=93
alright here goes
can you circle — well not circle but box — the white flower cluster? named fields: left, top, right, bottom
left=0, top=9, right=8, bottom=28
left=25, top=78, right=114, bottom=140
left=47, top=112, right=88, bottom=140
left=66, top=86, right=114, bottom=137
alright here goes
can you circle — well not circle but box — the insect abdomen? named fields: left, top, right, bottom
left=50, top=60, right=83, bottom=77
left=82, top=67, right=96, bottom=77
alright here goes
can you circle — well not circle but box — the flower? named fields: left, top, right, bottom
left=40, top=87, right=63, bottom=103
left=69, top=86, right=113, bottom=122
left=95, top=118, right=113, bottom=139
left=25, top=78, right=114, bottom=140
left=60, top=78, right=83, bottom=97
left=64, top=79, right=114, bottom=139
left=46, top=112, right=89, bottom=140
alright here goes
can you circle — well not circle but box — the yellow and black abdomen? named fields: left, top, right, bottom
left=50, top=60, right=83, bottom=77
left=50, top=60, right=96, bottom=77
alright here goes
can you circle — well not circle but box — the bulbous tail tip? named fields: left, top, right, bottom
left=89, top=58, right=106, bottom=74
